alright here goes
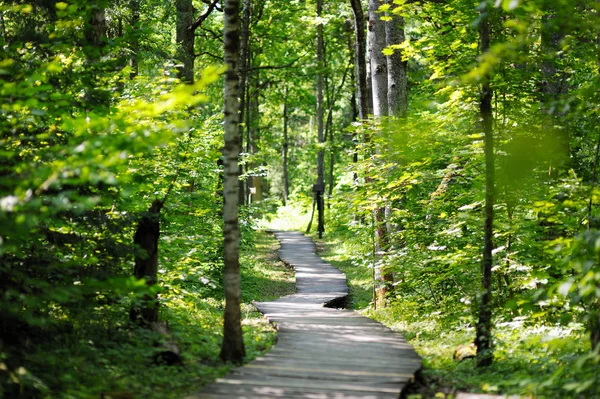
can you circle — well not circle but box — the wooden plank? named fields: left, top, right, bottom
left=190, top=383, right=400, bottom=399
left=188, top=231, right=421, bottom=398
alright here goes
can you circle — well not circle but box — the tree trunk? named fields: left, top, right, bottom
left=350, top=0, right=369, bottom=120
left=238, top=0, right=251, bottom=206
left=220, top=0, right=245, bottom=364
left=130, top=199, right=163, bottom=326
left=315, top=0, right=325, bottom=239
left=327, top=112, right=335, bottom=203
left=475, top=2, right=494, bottom=368
left=282, top=97, right=290, bottom=205
left=249, top=71, right=262, bottom=202
left=175, top=0, right=194, bottom=83
left=350, top=0, right=366, bottom=195
left=384, top=1, right=407, bottom=118
left=129, top=0, right=140, bottom=79
left=369, top=0, right=390, bottom=307
left=368, top=0, right=388, bottom=118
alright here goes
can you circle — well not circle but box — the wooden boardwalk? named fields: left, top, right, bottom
left=189, top=231, right=421, bottom=398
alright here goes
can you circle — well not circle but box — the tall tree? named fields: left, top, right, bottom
left=350, top=0, right=369, bottom=120
left=129, top=0, right=140, bottom=79
left=175, top=0, right=220, bottom=83
left=475, top=0, right=495, bottom=368
left=220, top=0, right=245, bottom=363
left=369, top=0, right=391, bottom=308
left=238, top=0, right=251, bottom=206
left=282, top=90, right=290, bottom=205
left=315, top=0, right=325, bottom=238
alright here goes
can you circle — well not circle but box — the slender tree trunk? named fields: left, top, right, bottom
left=475, top=2, right=494, bottom=368
left=249, top=70, right=263, bottom=202
left=282, top=97, right=290, bottom=205
left=315, top=0, right=325, bottom=238
left=368, top=0, right=390, bottom=307
left=129, top=0, right=140, bottom=79
left=350, top=0, right=367, bottom=195
left=220, top=0, right=245, bottom=364
left=327, top=106, right=335, bottom=203
left=130, top=200, right=163, bottom=325
left=349, top=42, right=359, bottom=184
left=238, top=0, right=251, bottom=206
left=306, top=199, right=316, bottom=234
left=245, top=79, right=252, bottom=203
left=350, top=0, right=369, bottom=120
left=175, top=0, right=194, bottom=83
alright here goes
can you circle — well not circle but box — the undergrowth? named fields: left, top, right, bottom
left=316, top=233, right=598, bottom=399
left=11, top=231, right=293, bottom=399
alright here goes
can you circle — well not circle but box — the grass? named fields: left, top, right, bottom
left=13, top=230, right=294, bottom=399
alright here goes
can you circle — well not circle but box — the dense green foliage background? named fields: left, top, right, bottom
left=2, top=0, right=600, bottom=397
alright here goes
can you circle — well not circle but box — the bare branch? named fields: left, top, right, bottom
left=196, top=51, right=223, bottom=61
left=190, top=0, right=220, bottom=32
left=244, top=53, right=308, bottom=73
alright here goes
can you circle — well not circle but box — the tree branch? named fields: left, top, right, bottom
left=196, top=51, right=223, bottom=61
left=190, top=0, right=220, bottom=32
left=197, top=26, right=223, bottom=42
left=244, top=53, right=308, bottom=73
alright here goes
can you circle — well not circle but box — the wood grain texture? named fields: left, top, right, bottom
left=188, top=231, right=421, bottom=398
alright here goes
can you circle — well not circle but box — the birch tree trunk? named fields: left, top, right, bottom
left=475, top=2, right=494, bottom=368
left=384, top=1, right=407, bottom=118
left=368, top=0, right=388, bottom=118
left=315, top=0, right=325, bottom=239
left=220, top=0, right=245, bottom=364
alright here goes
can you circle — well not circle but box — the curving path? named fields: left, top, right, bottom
left=188, top=231, right=421, bottom=399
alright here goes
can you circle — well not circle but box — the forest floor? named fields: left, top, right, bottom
left=19, top=231, right=295, bottom=399
left=313, top=235, right=590, bottom=399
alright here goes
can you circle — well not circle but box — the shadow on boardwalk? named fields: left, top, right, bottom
left=188, top=231, right=421, bottom=399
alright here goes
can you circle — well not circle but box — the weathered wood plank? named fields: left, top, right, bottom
left=188, top=231, right=421, bottom=398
